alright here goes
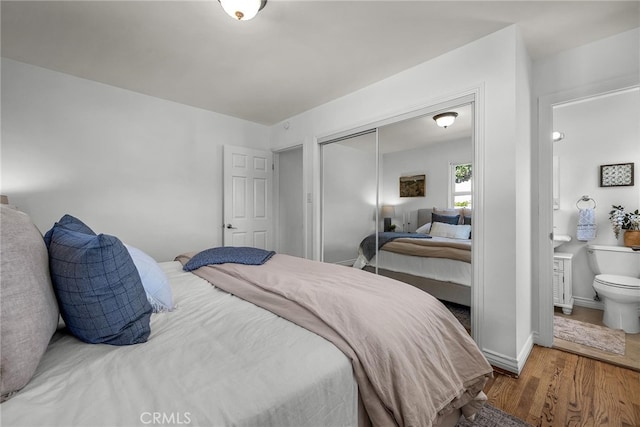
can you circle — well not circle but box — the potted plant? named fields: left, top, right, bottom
left=609, top=205, right=640, bottom=247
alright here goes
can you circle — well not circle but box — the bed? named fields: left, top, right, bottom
left=353, top=208, right=472, bottom=306
left=1, top=205, right=491, bottom=427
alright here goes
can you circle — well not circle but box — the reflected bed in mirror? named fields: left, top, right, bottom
left=354, top=208, right=472, bottom=307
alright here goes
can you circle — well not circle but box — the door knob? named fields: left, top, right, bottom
left=225, top=224, right=237, bottom=229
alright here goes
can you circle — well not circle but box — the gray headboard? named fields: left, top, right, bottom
left=417, top=209, right=432, bottom=230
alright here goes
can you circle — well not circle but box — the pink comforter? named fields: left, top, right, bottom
left=176, top=253, right=492, bottom=427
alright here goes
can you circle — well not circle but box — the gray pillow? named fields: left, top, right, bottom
left=1, top=206, right=59, bottom=401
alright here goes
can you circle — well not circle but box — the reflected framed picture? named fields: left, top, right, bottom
left=600, top=163, right=634, bottom=187
left=399, top=174, right=425, bottom=197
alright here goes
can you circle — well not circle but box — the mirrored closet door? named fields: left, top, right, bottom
left=321, top=130, right=378, bottom=265
left=321, top=102, right=474, bottom=332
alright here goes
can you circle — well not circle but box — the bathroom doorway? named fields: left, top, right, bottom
left=542, top=84, right=640, bottom=370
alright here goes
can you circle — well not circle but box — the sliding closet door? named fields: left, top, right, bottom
left=321, top=131, right=377, bottom=265
left=319, top=98, right=478, bottom=341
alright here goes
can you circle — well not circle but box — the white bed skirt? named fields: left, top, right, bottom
left=359, top=250, right=471, bottom=288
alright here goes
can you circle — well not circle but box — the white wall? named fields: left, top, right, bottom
left=553, top=88, right=640, bottom=304
left=1, top=59, right=269, bottom=261
left=269, top=26, right=533, bottom=372
left=534, top=28, right=640, bottom=98
left=380, top=138, right=472, bottom=230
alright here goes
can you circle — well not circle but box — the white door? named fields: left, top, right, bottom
left=223, top=145, right=273, bottom=249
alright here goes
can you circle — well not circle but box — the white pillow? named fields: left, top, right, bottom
left=125, top=244, right=175, bottom=313
left=429, top=222, right=471, bottom=239
left=416, top=223, right=431, bottom=234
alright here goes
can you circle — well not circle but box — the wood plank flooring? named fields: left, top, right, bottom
left=484, top=345, right=640, bottom=426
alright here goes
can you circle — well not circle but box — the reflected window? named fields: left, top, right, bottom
left=450, top=163, right=472, bottom=208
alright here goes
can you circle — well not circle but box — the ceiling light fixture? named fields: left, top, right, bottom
left=552, top=131, right=565, bottom=142
left=219, top=0, right=267, bottom=21
left=433, top=112, right=458, bottom=128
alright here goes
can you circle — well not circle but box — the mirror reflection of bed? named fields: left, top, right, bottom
left=354, top=207, right=472, bottom=332
left=321, top=102, right=474, bottom=334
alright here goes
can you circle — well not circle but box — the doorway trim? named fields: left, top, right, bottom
left=536, top=74, right=639, bottom=347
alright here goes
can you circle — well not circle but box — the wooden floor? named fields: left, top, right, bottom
left=484, top=345, right=640, bottom=426
left=553, top=306, right=640, bottom=371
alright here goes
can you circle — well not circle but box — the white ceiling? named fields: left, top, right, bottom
left=2, top=1, right=638, bottom=126
left=324, top=103, right=472, bottom=153
left=379, top=104, right=473, bottom=152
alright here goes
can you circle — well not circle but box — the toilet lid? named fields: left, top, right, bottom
left=595, top=274, right=640, bottom=289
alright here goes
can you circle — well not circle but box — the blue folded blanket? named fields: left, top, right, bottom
left=359, top=232, right=430, bottom=261
left=183, top=246, right=276, bottom=271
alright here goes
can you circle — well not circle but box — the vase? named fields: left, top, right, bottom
left=623, top=230, right=640, bottom=247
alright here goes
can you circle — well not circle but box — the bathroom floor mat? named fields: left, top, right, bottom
left=554, top=316, right=625, bottom=355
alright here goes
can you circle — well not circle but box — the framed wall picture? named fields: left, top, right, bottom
left=600, top=163, right=634, bottom=187
left=399, top=174, right=425, bottom=197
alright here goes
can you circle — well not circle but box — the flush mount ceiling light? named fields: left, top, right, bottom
left=433, top=112, right=458, bottom=128
left=219, top=0, right=267, bottom=21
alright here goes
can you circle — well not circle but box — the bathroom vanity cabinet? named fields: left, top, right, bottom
left=553, top=252, right=574, bottom=315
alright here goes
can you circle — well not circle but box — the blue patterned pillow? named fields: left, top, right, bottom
left=43, top=214, right=95, bottom=248
left=431, top=213, right=461, bottom=225
left=48, top=227, right=152, bottom=345
left=183, top=246, right=276, bottom=271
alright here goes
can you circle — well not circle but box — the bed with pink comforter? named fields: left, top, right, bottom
left=176, top=252, right=492, bottom=427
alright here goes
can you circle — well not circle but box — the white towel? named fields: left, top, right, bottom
left=577, top=208, right=597, bottom=241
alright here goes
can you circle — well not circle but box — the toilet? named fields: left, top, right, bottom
left=587, top=244, right=640, bottom=334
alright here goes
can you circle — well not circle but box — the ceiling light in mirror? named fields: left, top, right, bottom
left=433, top=112, right=458, bottom=128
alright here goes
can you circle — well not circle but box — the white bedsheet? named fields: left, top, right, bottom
left=372, top=250, right=471, bottom=286
left=354, top=237, right=472, bottom=287
left=1, top=261, right=357, bottom=427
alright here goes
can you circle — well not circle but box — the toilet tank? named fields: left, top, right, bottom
left=587, top=245, right=640, bottom=277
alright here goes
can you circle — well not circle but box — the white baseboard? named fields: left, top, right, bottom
left=569, top=296, right=640, bottom=315
left=532, top=330, right=542, bottom=346
left=482, top=349, right=517, bottom=374
left=517, top=333, right=535, bottom=372
left=573, top=295, right=604, bottom=311
left=483, top=333, right=534, bottom=376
